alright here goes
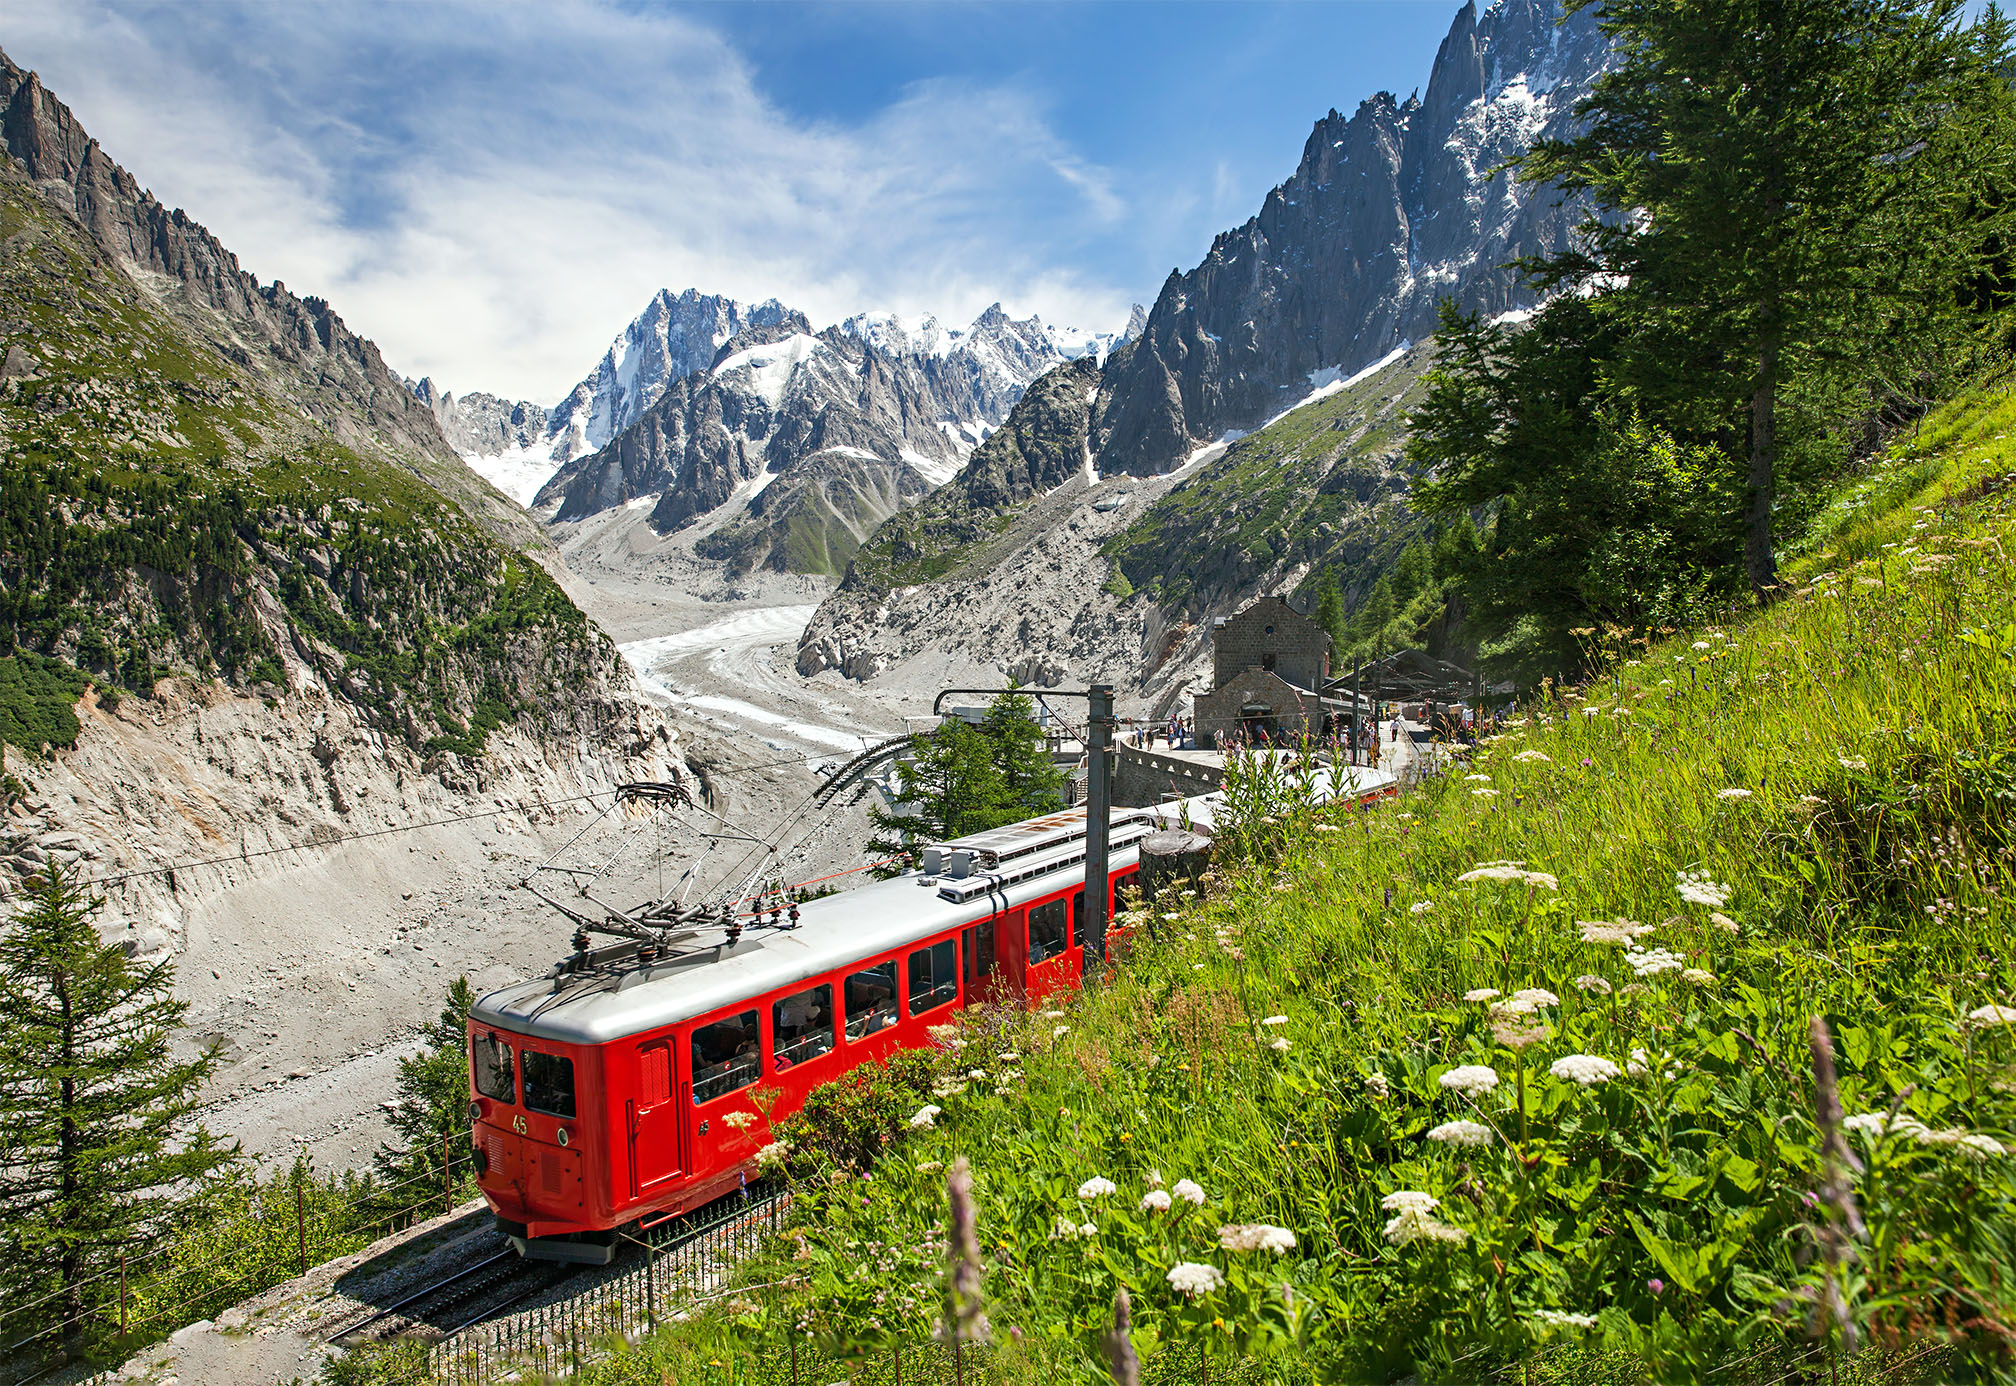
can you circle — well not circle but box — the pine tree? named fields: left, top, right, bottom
left=979, top=690, right=1064, bottom=821
left=372, top=976, right=477, bottom=1213
left=1522, top=0, right=2016, bottom=595
left=1312, top=574, right=1347, bottom=654
left=0, top=867, right=235, bottom=1356
left=868, top=719, right=1009, bottom=862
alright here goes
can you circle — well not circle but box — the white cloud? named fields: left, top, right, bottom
left=0, top=0, right=1138, bottom=402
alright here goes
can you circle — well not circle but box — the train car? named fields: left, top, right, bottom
left=466, top=773, right=1393, bottom=1262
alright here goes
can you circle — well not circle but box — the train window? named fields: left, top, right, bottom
left=472, top=1032, right=515, bottom=1104
left=1072, top=890, right=1085, bottom=948
left=908, top=940, right=957, bottom=1016
left=1028, top=897, right=1068, bottom=963
left=772, top=985, right=835, bottom=1070
left=521, top=1050, right=575, bottom=1118
left=691, top=1010, right=760, bottom=1104
left=844, top=961, right=900, bottom=1040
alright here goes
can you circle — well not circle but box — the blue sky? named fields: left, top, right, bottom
left=3, top=1, right=1467, bottom=402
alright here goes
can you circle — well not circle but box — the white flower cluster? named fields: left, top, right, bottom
left=721, top=1110, right=757, bottom=1130
left=1513, top=750, right=1552, bottom=763
left=1533, top=1310, right=1599, bottom=1329
left=1465, top=773, right=1493, bottom=783
left=1627, top=947, right=1684, bottom=977
left=1717, top=787, right=1753, bottom=801
left=1218, top=1223, right=1297, bottom=1254
left=1172, top=1179, right=1207, bottom=1205
left=1380, top=1190, right=1467, bottom=1246
left=909, top=1105, right=942, bottom=1129
left=1261, top=1015, right=1289, bottom=1026
left=1410, top=901, right=1436, bottom=915
left=1458, top=861, right=1560, bottom=890
left=1464, top=988, right=1502, bottom=1003
left=1680, top=968, right=1716, bottom=985
left=1428, top=1119, right=1493, bottom=1147
left=1573, top=975, right=1613, bottom=995
left=1627, top=1047, right=1681, bottom=1080
left=755, top=1140, right=792, bottom=1170
left=1051, top=1215, right=1098, bottom=1240
left=1166, top=1262, right=1224, bottom=1297
left=1676, top=871, right=1733, bottom=908
left=1710, top=912, right=1741, bottom=934
left=1492, top=987, right=1559, bottom=1015
left=1843, top=1111, right=2007, bottom=1157
left=1438, top=1064, right=1500, bottom=1096
left=1838, top=756, right=1869, bottom=771
left=1365, top=1072, right=1391, bottom=1098
left=1269, top=1037, right=1292, bottom=1052
left=1141, top=1190, right=1173, bottom=1213
left=1078, top=1176, right=1118, bottom=1199
left=1550, top=1054, right=1620, bottom=1087
left=1578, top=919, right=1655, bottom=946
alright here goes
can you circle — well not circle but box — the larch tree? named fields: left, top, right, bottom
left=0, top=866, right=235, bottom=1357
left=978, top=689, right=1064, bottom=822
left=867, top=719, right=1010, bottom=864
left=372, top=975, right=478, bottom=1211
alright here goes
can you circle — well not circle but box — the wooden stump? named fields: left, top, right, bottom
left=1135, top=829, right=1212, bottom=906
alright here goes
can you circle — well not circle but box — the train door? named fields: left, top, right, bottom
left=995, top=908, right=1029, bottom=1003
left=961, top=915, right=1012, bottom=1007
left=628, top=1038, right=682, bottom=1196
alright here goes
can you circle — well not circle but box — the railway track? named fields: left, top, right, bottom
left=329, top=1249, right=576, bottom=1347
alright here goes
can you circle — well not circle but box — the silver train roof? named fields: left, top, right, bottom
left=471, top=768, right=1393, bottom=1046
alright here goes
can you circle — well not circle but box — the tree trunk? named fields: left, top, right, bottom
left=1136, top=830, right=1211, bottom=905
left=1746, top=336, right=1781, bottom=599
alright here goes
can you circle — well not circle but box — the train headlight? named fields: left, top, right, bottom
left=468, top=1099, right=484, bottom=1123
left=557, top=1127, right=572, bottom=1148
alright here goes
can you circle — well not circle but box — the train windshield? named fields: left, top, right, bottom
left=908, top=940, right=957, bottom=1016
left=693, top=1010, right=760, bottom=1103
left=522, top=1050, right=576, bottom=1118
left=472, top=1032, right=515, bottom=1104
left=772, top=986, right=835, bottom=1070
left=1028, top=897, right=1069, bottom=963
left=844, top=962, right=899, bottom=1039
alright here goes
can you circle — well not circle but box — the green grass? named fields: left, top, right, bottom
left=588, top=381, right=2016, bottom=1384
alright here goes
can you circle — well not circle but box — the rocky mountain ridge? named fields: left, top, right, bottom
left=800, top=0, right=1610, bottom=687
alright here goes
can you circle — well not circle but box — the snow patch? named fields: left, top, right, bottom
left=461, top=445, right=560, bottom=508
left=901, top=447, right=962, bottom=487
left=711, top=334, right=822, bottom=406
left=625, top=493, right=658, bottom=511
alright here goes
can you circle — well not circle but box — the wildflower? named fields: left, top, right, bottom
left=1960, top=1133, right=2007, bottom=1158
left=1627, top=1047, right=1681, bottom=1080
left=1550, top=1054, right=1620, bottom=1087
left=1573, top=975, right=1612, bottom=995
left=967, top=1069, right=989, bottom=1081
left=1463, top=988, right=1502, bottom=1003
left=1383, top=1201, right=1468, bottom=1246
left=1145, top=1169, right=1165, bottom=1186
left=1710, top=912, right=1740, bottom=934
left=1438, top=1065, right=1500, bottom=1096
left=1261, top=1015, right=1289, bottom=1026
left=1627, top=948, right=1684, bottom=977
left=722, top=1111, right=757, bottom=1130
left=1054, top=1025, right=1071, bottom=1038
left=915, top=1159, right=943, bottom=1174
left=1457, top=862, right=1559, bottom=890
left=1648, top=1279, right=1665, bottom=1295
left=1141, top=1190, right=1173, bottom=1213
left=1269, top=1037, right=1292, bottom=1052
left=999, top=1051, right=1019, bottom=1062
left=1051, top=1216, right=1095, bottom=1240
left=1717, top=788, right=1753, bottom=801
left=1172, top=1179, right=1206, bottom=1205
left=1160, top=912, right=1180, bottom=921
left=1428, top=1120, right=1493, bottom=1147
left=1493, top=1016, right=1550, bottom=1050
left=1218, top=1224, right=1297, bottom=1254
left=1078, top=1176, right=1118, bottom=1200
left=1510, top=987, right=1560, bottom=1009
left=927, top=1023, right=961, bottom=1043
left=1680, top=968, right=1716, bottom=985
left=1578, top=919, right=1654, bottom=946
left=1691, top=641, right=1710, bottom=651
left=932, top=1080, right=969, bottom=1099
left=1166, top=1262, right=1224, bottom=1298
left=1967, top=1005, right=2016, bottom=1028
left=755, top=1141, right=792, bottom=1170
left=1364, top=1072, right=1390, bottom=1098
left=1409, top=901, right=1435, bottom=915
left=1041, top=1009, right=1066, bottom=1019
left=1473, top=788, right=1499, bottom=799
left=1465, top=773, right=1492, bottom=783
left=1513, top=750, right=1551, bottom=763
left=1533, top=1310, right=1599, bottom=1330
left=1839, top=756, right=1869, bottom=771
left=910, top=1105, right=943, bottom=1128
left=1675, top=871, right=1733, bottom=908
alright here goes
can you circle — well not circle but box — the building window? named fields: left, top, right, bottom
left=908, top=940, right=958, bottom=1016
left=522, top=1050, right=576, bottom=1118
left=1262, top=653, right=1277, bottom=672
left=844, top=961, right=900, bottom=1039
left=772, top=985, right=835, bottom=1070
left=692, top=1010, right=760, bottom=1104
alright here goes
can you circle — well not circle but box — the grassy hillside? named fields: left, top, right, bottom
left=0, top=161, right=610, bottom=759
left=1105, top=345, right=1437, bottom=619
left=564, top=383, right=2016, bottom=1383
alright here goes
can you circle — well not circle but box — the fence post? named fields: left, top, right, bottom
left=444, top=1132, right=454, bottom=1213
left=646, top=1243, right=657, bottom=1330
left=295, top=1182, right=307, bottom=1276
left=119, top=1253, right=128, bottom=1335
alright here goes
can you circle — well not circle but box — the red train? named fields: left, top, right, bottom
left=466, top=776, right=1391, bottom=1262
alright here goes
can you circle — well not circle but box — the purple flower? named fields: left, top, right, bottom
left=1581, top=758, right=1593, bottom=767
left=1648, top=1278, right=1665, bottom=1295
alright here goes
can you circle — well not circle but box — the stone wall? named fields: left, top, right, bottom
left=1114, top=745, right=1225, bottom=807
left=1210, top=595, right=1331, bottom=692
left=1193, top=666, right=1326, bottom=749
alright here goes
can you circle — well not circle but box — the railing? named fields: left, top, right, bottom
left=428, top=1190, right=789, bottom=1385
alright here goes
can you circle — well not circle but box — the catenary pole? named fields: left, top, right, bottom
left=1084, top=683, right=1115, bottom=967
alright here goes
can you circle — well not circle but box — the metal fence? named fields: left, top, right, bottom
left=429, top=1190, right=789, bottom=1385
